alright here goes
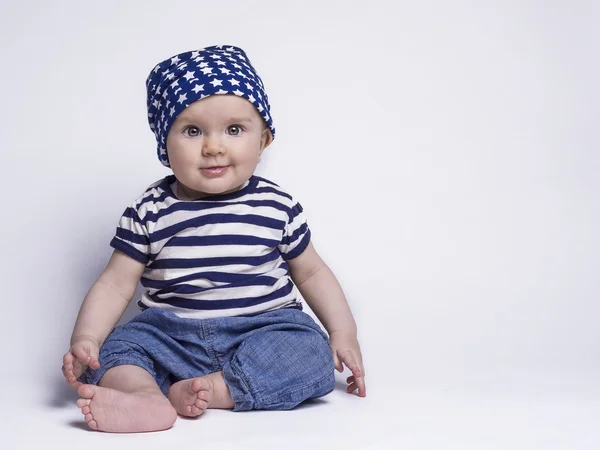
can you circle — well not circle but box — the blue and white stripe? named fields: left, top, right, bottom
left=110, top=175, right=311, bottom=319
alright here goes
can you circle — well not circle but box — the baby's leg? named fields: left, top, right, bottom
left=77, top=365, right=177, bottom=433
left=168, top=371, right=234, bottom=417
left=220, top=310, right=336, bottom=411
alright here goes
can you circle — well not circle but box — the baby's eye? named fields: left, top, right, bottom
left=183, top=126, right=201, bottom=137
left=227, top=125, right=244, bottom=136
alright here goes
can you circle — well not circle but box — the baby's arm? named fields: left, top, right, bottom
left=62, top=250, right=145, bottom=387
left=288, top=242, right=366, bottom=397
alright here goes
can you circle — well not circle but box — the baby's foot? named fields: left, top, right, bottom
left=168, top=376, right=214, bottom=417
left=76, top=384, right=177, bottom=433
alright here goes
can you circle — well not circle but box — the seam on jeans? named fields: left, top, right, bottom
left=86, top=354, right=157, bottom=385
left=228, top=356, right=257, bottom=408
left=118, top=339, right=159, bottom=369
left=96, top=337, right=157, bottom=374
left=201, top=319, right=221, bottom=371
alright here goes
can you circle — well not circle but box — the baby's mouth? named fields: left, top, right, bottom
left=200, top=166, right=229, bottom=176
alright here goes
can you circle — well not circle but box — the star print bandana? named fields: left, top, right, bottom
left=146, top=45, right=275, bottom=167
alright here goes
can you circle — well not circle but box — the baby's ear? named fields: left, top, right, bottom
left=259, top=128, right=273, bottom=154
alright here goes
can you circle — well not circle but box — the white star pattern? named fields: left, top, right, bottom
left=147, top=45, right=276, bottom=167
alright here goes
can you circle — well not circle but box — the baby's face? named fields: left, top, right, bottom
left=166, top=95, right=271, bottom=199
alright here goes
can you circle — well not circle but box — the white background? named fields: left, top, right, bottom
left=0, top=0, right=598, bottom=449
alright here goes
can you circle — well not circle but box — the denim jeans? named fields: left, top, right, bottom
left=79, top=306, right=335, bottom=411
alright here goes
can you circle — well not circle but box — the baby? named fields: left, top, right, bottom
left=62, top=45, right=366, bottom=433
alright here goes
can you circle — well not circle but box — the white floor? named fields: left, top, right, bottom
left=2, top=370, right=599, bottom=450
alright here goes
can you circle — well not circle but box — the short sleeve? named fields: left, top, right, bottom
left=109, top=204, right=151, bottom=265
left=278, top=200, right=311, bottom=260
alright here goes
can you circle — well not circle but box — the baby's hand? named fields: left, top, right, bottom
left=62, top=336, right=101, bottom=388
left=329, top=331, right=366, bottom=397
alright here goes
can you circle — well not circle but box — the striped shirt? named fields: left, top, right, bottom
left=110, top=174, right=311, bottom=319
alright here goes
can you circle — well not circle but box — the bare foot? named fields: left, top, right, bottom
left=168, top=377, right=214, bottom=417
left=76, top=384, right=177, bottom=433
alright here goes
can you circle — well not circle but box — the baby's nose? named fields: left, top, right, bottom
left=201, top=137, right=225, bottom=156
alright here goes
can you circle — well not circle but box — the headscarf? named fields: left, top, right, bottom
left=146, top=45, right=275, bottom=166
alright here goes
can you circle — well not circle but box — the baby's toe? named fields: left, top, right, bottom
left=81, top=405, right=91, bottom=415
left=76, top=398, right=91, bottom=408
left=195, top=398, right=208, bottom=409
left=84, top=412, right=99, bottom=430
left=77, top=384, right=97, bottom=399
left=191, top=378, right=204, bottom=393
